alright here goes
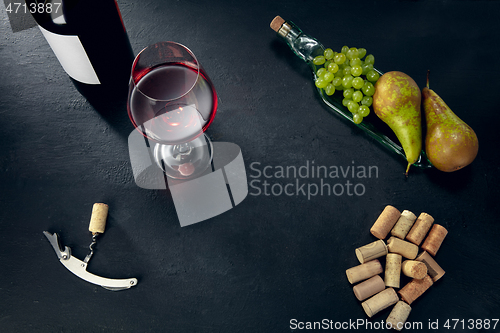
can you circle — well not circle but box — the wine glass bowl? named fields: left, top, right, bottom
left=127, top=41, right=218, bottom=179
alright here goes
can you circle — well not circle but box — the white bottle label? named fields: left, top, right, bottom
left=38, top=25, right=101, bottom=85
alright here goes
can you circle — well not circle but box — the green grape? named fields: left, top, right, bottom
left=332, top=77, right=343, bottom=87
left=323, top=71, right=334, bottom=82
left=353, top=113, right=363, bottom=124
left=315, top=77, right=328, bottom=88
left=345, top=49, right=354, bottom=60
left=352, top=90, right=363, bottom=103
left=365, top=54, right=375, bottom=65
left=313, top=55, right=326, bottom=65
left=343, top=88, right=354, bottom=99
left=358, top=48, right=367, bottom=59
left=366, top=70, right=380, bottom=82
left=352, top=77, right=364, bottom=89
left=362, top=63, right=374, bottom=75
left=324, top=60, right=331, bottom=69
left=324, top=48, right=335, bottom=60
left=342, top=75, right=353, bottom=88
left=334, top=70, right=344, bottom=78
left=325, top=83, right=335, bottom=96
left=343, top=66, right=352, bottom=76
left=328, top=62, right=339, bottom=73
left=351, top=65, right=363, bottom=77
left=362, top=81, right=375, bottom=96
left=361, top=96, right=373, bottom=107
left=358, top=105, right=370, bottom=117
left=342, top=98, right=352, bottom=107
left=346, top=47, right=359, bottom=60
left=316, top=67, right=327, bottom=77
left=336, top=84, right=344, bottom=91
left=347, top=100, right=359, bottom=113
left=341, top=45, right=349, bottom=54
left=334, top=53, right=346, bottom=65
left=350, top=58, right=362, bottom=66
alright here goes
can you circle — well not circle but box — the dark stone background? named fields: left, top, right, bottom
left=1, top=0, right=499, bottom=332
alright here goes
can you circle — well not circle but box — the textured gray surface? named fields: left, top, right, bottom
left=1, top=0, right=499, bottom=332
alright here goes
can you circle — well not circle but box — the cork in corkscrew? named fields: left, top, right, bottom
left=88, top=203, right=109, bottom=235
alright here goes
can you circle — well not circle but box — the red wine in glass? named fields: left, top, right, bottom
left=129, top=63, right=217, bottom=144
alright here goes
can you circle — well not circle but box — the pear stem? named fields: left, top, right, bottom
left=405, top=163, right=411, bottom=177
left=426, top=70, right=430, bottom=89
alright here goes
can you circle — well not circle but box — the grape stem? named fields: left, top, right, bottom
left=426, top=69, right=430, bottom=89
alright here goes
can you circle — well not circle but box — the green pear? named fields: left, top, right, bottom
left=422, top=73, right=478, bottom=172
left=373, top=71, right=422, bottom=175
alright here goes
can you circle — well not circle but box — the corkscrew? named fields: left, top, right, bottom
left=43, top=203, right=138, bottom=291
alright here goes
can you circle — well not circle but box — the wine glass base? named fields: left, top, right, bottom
left=153, top=133, right=213, bottom=180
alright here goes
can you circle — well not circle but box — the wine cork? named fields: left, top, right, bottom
left=370, top=205, right=401, bottom=239
left=416, top=251, right=445, bottom=282
left=386, top=301, right=412, bottom=331
left=406, top=212, right=434, bottom=245
left=421, top=224, right=448, bottom=256
left=384, top=253, right=402, bottom=288
left=270, top=16, right=285, bottom=32
left=401, top=260, right=427, bottom=279
left=361, top=288, right=399, bottom=318
left=353, top=275, right=386, bottom=301
left=88, top=203, right=108, bottom=234
left=391, top=210, right=417, bottom=239
left=398, top=275, right=433, bottom=305
left=387, top=236, right=419, bottom=259
left=355, top=240, right=388, bottom=264
left=346, top=259, right=383, bottom=284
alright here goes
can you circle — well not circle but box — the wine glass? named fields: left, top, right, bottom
left=127, top=41, right=218, bottom=179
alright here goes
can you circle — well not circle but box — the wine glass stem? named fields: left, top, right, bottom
left=177, top=143, right=191, bottom=154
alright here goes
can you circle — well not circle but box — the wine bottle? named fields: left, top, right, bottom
left=26, top=0, right=134, bottom=101
left=270, top=16, right=432, bottom=170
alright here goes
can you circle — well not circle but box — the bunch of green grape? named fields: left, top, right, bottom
left=312, top=46, right=379, bottom=124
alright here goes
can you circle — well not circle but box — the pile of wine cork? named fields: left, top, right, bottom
left=345, top=205, right=448, bottom=331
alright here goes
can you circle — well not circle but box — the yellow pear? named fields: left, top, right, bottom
left=422, top=72, right=478, bottom=172
left=373, top=71, right=422, bottom=175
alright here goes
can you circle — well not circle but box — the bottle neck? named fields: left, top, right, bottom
left=276, top=21, right=295, bottom=38
left=277, top=21, right=324, bottom=63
